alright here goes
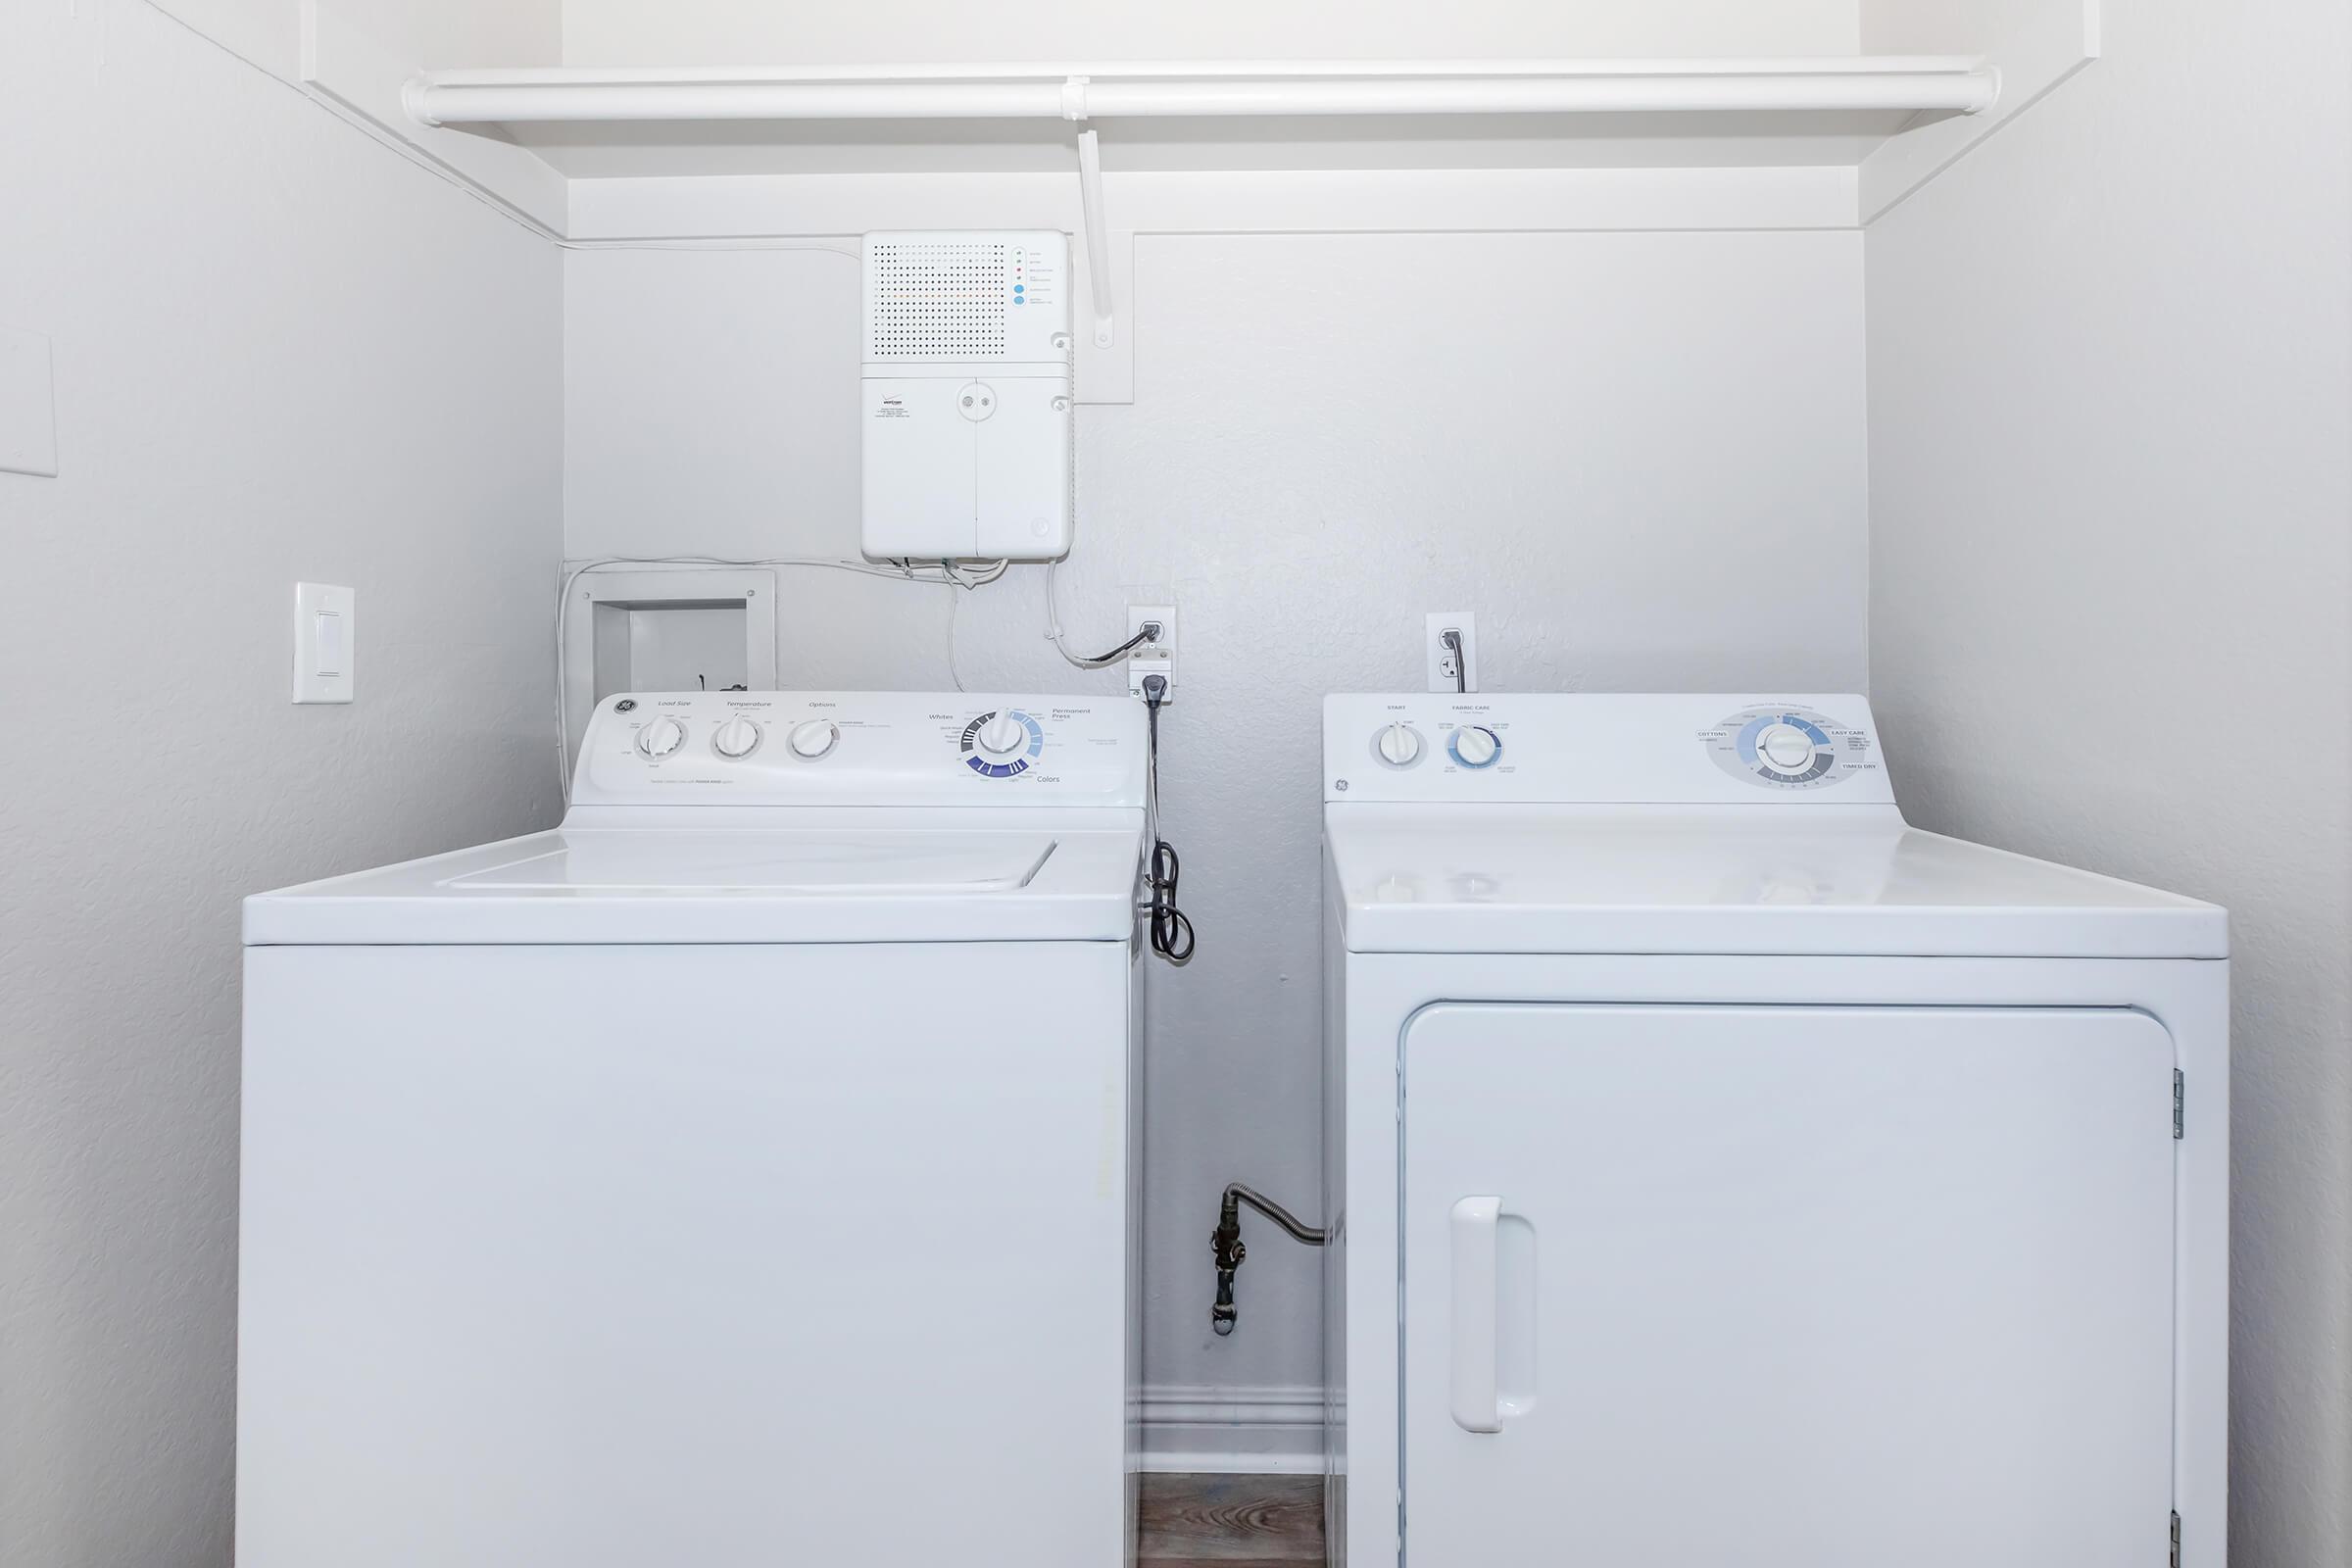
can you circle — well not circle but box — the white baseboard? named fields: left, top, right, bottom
left=1134, top=1383, right=1327, bottom=1475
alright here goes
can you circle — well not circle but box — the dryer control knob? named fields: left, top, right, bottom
left=1450, top=725, right=1501, bottom=768
left=635, top=715, right=688, bottom=760
left=976, top=710, right=1029, bottom=760
left=1377, top=722, right=1423, bottom=766
left=788, top=719, right=839, bottom=760
left=1757, top=723, right=1817, bottom=773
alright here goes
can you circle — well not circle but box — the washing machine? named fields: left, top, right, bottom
left=239, top=691, right=1148, bottom=1568
left=1321, top=693, right=2227, bottom=1568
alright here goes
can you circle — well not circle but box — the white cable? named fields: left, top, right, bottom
left=946, top=575, right=967, bottom=693
left=556, top=553, right=1006, bottom=799
left=1042, top=559, right=1151, bottom=669
left=1037, top=375, right=1139, bottom=671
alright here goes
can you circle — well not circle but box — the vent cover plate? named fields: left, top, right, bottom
left=867, top=240, right=1009, bottom=360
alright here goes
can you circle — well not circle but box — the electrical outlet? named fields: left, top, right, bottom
left=1426, top=612, right=1478, bottom=694
left=1128, top=603, right=1175, bottom=703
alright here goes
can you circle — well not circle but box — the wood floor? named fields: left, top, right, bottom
left=1138, top=1474, right=1323, bottom=1568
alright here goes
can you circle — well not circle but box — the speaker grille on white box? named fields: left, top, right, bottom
left=867, top=240, right=1008, bottom=359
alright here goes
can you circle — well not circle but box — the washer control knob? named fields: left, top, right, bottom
left=635, top=715, right=687, bottom=760
left=1450, top=725, right=1501, bottom=768
left=711, top=716, right=762, bottom=759
left=1757, top=722, right=1817, bottom=773
left=1376, top=722, right=1423, bottom=766
left=788, top=719, right=839, bottom=760
left=976, top=710, right=1029, bottom=760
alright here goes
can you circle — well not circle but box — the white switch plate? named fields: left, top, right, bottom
left=1426, top=611, right=1479, bottom=693
left=1127, top=603, right=1175, bottom=704
left=0, top=327, right=59, bottom=478
left=293, top=582, right=355, bottom=704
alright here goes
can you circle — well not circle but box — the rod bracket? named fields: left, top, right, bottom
left=1075, top=125, right=1116, bottom=350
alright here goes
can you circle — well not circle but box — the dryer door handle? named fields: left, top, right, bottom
left=1449, top=1195, right=1502, bottom=1434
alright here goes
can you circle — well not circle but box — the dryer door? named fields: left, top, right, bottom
left=1401, top=1004, right=2176, bottom=1568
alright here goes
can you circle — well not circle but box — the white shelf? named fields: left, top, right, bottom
left=399, top=57, right=1996, bottom=181
left=297, top=0, right=2095, bottom=256
left=409, top=57, right=1998, bottom=123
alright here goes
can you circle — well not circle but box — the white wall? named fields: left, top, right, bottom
left=563, top=0, right=1859, bottom=68
left=1865, top=1, right=2352, bottom=1561
left=566, top=229, right=1871, bottom=1427
left=0, top=4, right=563, bottom=1561
left=149, top=0, right=562, bottom=81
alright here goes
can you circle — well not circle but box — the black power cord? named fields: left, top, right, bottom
left=1141, top=675, right=1195, bottom=964
left=1071, top=623, right=1156, bottom=668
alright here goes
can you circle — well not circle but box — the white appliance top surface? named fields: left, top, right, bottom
left=245, top=821, right=1144, bottom=946
left=444, top=829, right=1057, bottom=893
left=246, top=692, right=1148, bottom=946
left=1322, top=694, right=2224, bottom=959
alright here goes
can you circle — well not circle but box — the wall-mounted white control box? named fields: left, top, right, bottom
left=859, top=231, right=1073, bottom=562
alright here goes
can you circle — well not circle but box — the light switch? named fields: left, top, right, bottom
left=317, top=611, right=347, bottom=674
left=293, top=582, right=355, bottom=704
left=0, top=327, right=58, bottom=478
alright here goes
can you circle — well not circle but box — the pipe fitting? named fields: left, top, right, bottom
left=1210, top=1183, right=1326, bottom=1338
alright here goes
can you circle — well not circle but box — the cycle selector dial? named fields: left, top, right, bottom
left=1448, top=725, right=1501, bottom=768
left=961, top=710, right=1043, bottom=777
left=787, top=719, right=839, bottom=760
left=1376, top=722, right=1423, bottom=766
left=975, top=711, right=1029, bottom=760
left=635, top=715, right=687, bottom=760
left=710, top=717, right=762, bottom=759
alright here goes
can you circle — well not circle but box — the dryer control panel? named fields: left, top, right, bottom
left=1325, top=693, right=1894, bottom=807
left=1703, top=704, right=1878, bottom=792
left=571, top=691, right=1147, bottom=808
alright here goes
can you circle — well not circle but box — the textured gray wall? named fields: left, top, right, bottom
left=564, top=228, right=1873, bottom=1424
left=1866, top=1, right=2352, bottom=1560
left=0, top=6, right=563, bottom=1561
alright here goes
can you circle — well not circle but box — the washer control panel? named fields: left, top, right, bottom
left=1703, top=705, right=1876, bottom=791
left=1325, top=693, right=1893, bottom=806
left=572, top=691, right=1145, bottom=808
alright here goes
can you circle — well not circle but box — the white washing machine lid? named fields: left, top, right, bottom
left=244, top=815, right=1146, bottom=946
left=1325, top=806, right=2227, bottom=959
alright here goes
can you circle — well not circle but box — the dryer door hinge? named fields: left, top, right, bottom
left=2169, top=1508, right=2181, bottom=1567
left=2173, top=1070, right=2185, bottom=1139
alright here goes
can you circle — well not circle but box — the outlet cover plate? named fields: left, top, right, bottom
left=1127, top=603, right=1174, bottom=703
left=1426, top=611, right=1478, bottom=694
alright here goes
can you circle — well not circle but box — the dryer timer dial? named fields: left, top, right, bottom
left=1705, top=706, right=1869, bottom=790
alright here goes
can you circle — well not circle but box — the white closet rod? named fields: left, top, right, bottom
left=407, top=62, right=1999, bottom=127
